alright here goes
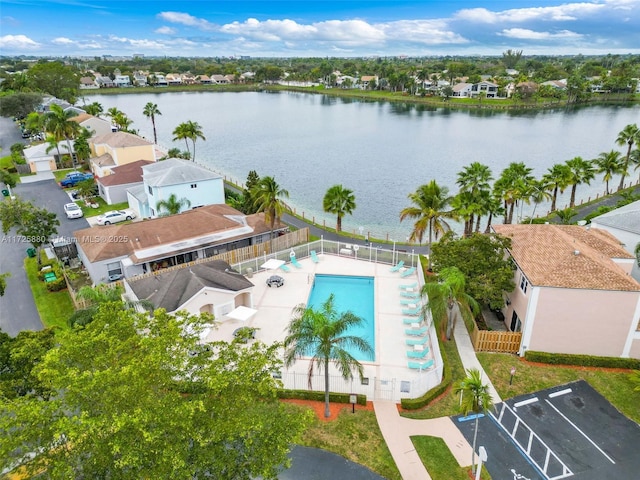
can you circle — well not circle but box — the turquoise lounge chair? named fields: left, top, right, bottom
left=406, top=336, right=429, bottom=346
left=400, top=299, right=420, bottom=306
left=406, top=349, right=430, bottom=359
left=399, top=282, right=418, bottom=290
left=403, top=317, right=424, bottom=324
left=400, top=266, right=416, bottom=278
left=407, top=360, right=434, bottom=370
left=400, top=291, right=420, bottom=299
left=390, top=260, right=404, bottom=272
left=405, top=326, right=428, bottom=336
left=402, top=307, right=421, bottom=316
left=310, top=250, right=320, bottom=263
left=291, top=257, right=303, bottom=269
left=279, top=264, right=291, bottom=273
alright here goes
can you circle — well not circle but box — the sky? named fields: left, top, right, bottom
left=1, top=0, right=639, bottom=58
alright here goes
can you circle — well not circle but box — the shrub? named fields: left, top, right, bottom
left=525, top=350, right=640, bottom=369
left=277, top=389, right=367, bottom=406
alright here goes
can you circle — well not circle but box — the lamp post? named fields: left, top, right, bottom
left=392, top=239, right=396, bottom=265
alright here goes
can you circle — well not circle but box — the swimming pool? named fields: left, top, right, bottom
left=307, top=274, right=375, bottom=362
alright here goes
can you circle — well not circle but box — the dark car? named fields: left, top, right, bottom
left=266, top=275, right=284, bottom=288
left=59, top=172, right=94, bottom=188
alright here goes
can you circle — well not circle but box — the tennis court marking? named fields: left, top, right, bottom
left=490, top=401, right=573, bottom=480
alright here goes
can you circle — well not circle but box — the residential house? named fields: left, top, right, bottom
left=95, top=74, right=115, bottom=88
left=165, top=73, right=182, bottom=85
left=359, top=75, right=378, bottom=90
left=470, top=81, right=498, bottom=98
left=73, top=204, right=285, bottom=284
left=126, top=158, right=224, bottom=219
left=22, top=141, right=68, bottom=172
left=79, top=77, right=98, bottom=90
left=96, top=160, right=154, bottom=205
left=152, top=74, right=168, bottom=87
left=181, top=73, right=197, bottom=85
left=590, top=200, right=640, bottom=259
left=452, top=83, right=473, bottom=97
left=124, top=260, right=255, bottom=317
left=492, top=224, right=640, bottom=359
left=210, top=75, right=229, bottom=85
left=113, top=74, right=131, bottom=88
left=133, top=71, right=148, bottom=87
left=198, top=75, right=212, bottom=84
left=71, top=113, right=117, bottom=138
left=89, top=131, right=156, bottom=177
left=541, top=79, right=567, bottom=90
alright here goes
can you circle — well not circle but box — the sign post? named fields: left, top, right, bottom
left=349, top=394, right=357, bottom=414
left=510, top=366, right=516, bottom=385
left=475, top=446, right=487, bottom=480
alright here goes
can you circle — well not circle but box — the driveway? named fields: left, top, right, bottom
left=0, top=178, right=89, bottom=336
left=0, top=116, right=26, bottom=158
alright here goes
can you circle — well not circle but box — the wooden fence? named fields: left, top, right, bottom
left=471, top=323, right=522, bottom=354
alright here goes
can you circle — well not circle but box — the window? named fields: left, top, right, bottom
left=519, top=274, right=528, bottom=294
left=361, top=377, right=369, bottom=386
left=510, top=311, right=522, bottom=332
left=400, top=381, right=410, bottom=393
left=106, top=262, right=122, bottom=277
left=148, top=186, right=153, bottom=195
left=190, top=183, right=197, bottom=188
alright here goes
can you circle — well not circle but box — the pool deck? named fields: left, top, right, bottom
left=204, top=252, right=440, bottom=401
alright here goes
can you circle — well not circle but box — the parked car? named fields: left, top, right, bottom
left=59, top=172, right=94, bottom=188
left=63, top=202, right=84, bottom=219
left=95, top=210, right=136, bottom=225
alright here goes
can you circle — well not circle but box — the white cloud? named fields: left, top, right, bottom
left=381, top=20, right=469, bottom=45
left=157, top=11, right=215, bottom=31
left=499, top=28, right=583, bottom=40
left=107, top=35, right=166, bottom=50
left=155, top=26, right=176, bottom=35
left=52, top=37, right=74, bottom=45
left=0, top=34, right=40, bottom=49
left=456, top=3, right=606, bottom=23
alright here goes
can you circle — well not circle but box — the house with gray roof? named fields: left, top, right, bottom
left=590, top=200, right=640, bottom=256
left=126, top=158, right=224, bottom=219
left=124, top=260, right=255, bottom=317
left=96, top=160, right=154, bottom=204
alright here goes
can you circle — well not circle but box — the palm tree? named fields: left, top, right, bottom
left=632, top=148, right=640, bottom=183
left=284, top=293, right=374, bottom=418
left=542, top=164, right=571, bottom=212
left=456, top=162, right=493, bottom=235
left=422, top=266, right=478, bottom=341
left=322, top=185, right=356, bottom=232
left=252, top=176, right=290, bottom=249
left=555, top=207, right=577, bottom=224
left=173, top=120, right=205, bottom=162
left=44, top=104, right=80, bottom=166
left=156, top=193, right=191, bottom=216
left=83, top=102, right=104, bottom=117
left=565, top=156, right=595, bottom=208
left=594, top=150, right=624, bottom=195
left=526, top=179, right=552, bottom=223
left=112, top=112, right=133, bottom=132
left=454, top=368, right=493, bottom=475
left=615, top=123, right=640, bottom=190
left=494, top=162, right=535, bottom=224
left=400, top=180, right=456, bottom=269
left=142, top=102, right=162, bottom=145
left=105, top=107, right=124, bottom=121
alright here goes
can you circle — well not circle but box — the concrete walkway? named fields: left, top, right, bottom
left=374, top=312, right=501, bottom=480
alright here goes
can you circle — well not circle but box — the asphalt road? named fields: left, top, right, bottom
left=0, top=178, right=89, bottom=335
left=280, top=446, right=387, bottom=480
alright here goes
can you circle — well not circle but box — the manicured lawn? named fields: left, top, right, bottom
left=477, top=352, right=640, bottom=423
left=24, top=257, right=74, bottom=330
left=412, top=436, right=491, bottom=480
left=295, top=407, right=402, bottom=480
left=78, top=197, right=128, bottom=217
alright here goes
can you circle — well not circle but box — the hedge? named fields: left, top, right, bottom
left=525, top=350, right=640, bottom=369
left=277, top=389, right=367, bottom=406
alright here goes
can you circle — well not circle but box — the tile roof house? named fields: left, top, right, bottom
left=74, top=204, right=284, bottom=285
left=452, top=83, right=473, bottom=97
left=96, top=160, right=154, bottom=204
left=71, top=113, right=117, bottom=138
left=90, top=131, right=156, bottom=177
left=126, top=158, right=224, bottom=219
left=124, top=260, right=255, bottom=317
left=492, top=224, right=640, bottom=359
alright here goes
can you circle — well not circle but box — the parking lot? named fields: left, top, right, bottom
left=453, top=380, right=640, bottom=480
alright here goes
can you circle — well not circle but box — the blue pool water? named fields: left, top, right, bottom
left=307, top=275, right=375, bottom=362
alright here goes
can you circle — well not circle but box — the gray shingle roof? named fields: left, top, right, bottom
left=126, top=260, right=253, bottom=312
left=591, top=200, right=640, bottom=235
left=143, top=158, right=221, bottom=187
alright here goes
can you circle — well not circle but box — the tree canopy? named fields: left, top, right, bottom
left=430, top=232, right=514, bottom=310
left=25, top=61, right=79, bottom=103
left=0, top=197, right=59, bottom=250
left=0, top=92, right=43, bottom=118
left=0, top=305, right=311, bottom=479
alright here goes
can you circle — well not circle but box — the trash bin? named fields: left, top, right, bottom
left=245, top=267, right=253, bottom=278
left=26, top=248, right=36, bottom=258
left=1, top=189, right=9, bottom=197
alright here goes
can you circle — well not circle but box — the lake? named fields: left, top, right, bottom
left=85, top=92, right=640, bottom=239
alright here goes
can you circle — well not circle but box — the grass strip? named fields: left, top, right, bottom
left=24, top=257, right=74, bottom=330
left=412, top=435, right=491, bottom=480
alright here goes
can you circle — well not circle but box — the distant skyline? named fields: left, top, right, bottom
left=1, top=0, right=639, bottom=58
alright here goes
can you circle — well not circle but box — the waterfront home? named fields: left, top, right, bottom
left=96, top=160, right=153, bottom=205
left=590, top=200, right=640, bottom=260
left=133, top=71, right=148, bottom=86
left=471, top=81, right=498, bottom=98
left=71, top=113, right=117, bottom=138
left=89, top=131, right=157, bottom=177
left=360, top=75, right=378, bottom=89
left=492, top=224, right=640, bottom=359
left=79, top=77, right=98, bottom=90
left=452, top=83, right=473, bottom=97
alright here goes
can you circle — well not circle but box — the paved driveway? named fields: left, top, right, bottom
left=0, top=178, right=89, bottom=336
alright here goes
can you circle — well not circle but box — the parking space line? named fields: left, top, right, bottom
left=548, top=389, right=572, bottom=398
left=514, top=397, right=539, bottom=408
left=544, top=399, right=616, bottom=464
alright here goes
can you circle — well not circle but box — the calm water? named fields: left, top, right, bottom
left=307, top=274, right=375, bottom=362
left=86, top=92, right=640, bottom=238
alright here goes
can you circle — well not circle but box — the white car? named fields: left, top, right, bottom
left=96, top=210, right=136, bottom=225
left=63, top=202, right=84, bottom=219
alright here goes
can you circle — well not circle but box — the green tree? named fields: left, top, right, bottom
left=26, top=61, right=79, bottom=103
left=252, top=176, right=290, bottom=248
left=0, top=272, right=10, bottom=296
left=284, top=293, right=373, bottom=418
left=83, top=101, right=103, bottom=117
left=0, top=92, right=43, bottom=118
left=430, top=233, right=515, bottom=310
left=456, top=162, right=493, bottom=235
left=494, top=162, right=535, bottom=224
left=423, top=266, right=478, bottom=341
left=73, top=127, right=92, bottom=165
left=615, top=123, right=640, bottom=191
left=43, top=104, right=80, bottom=166
left=0, top=305, right=310, bottom=479
left=565, top=156, right=595, bottom=208
left=242, top=170, right=261, bottom=214
left=112, top=111, right=133, bottom=132
left=502, top=49, right=523, bottom=69
left=594, top=150, right=624, bottom=195
left=323, top=184, right=356, bottom=232
left=156, top=193, right=192, bottom=216
left=400, top=180, right=456, bottom=269
left=173, top=120, right=205, bottom=162
left=0, top=169, right=18, bottom=196
left=142, top=102, right=162, bottom=145
left=69, top=284, right=153, bottom=328
left=454, top=368, right=494, bottom=475
left=542, top=163, right=572, bottom=212
left=555, top=207, right=577, bottom=224
left=0, top=197, right=59, bottom=253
